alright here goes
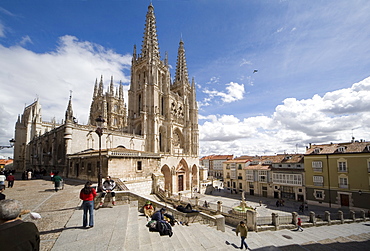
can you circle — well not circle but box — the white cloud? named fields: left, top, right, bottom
left=203, top=81, right=245, bottom=104
left=199, top=76, right=370, bottom=156
left=205, top=76, right=219, bottom=85
left=0, top=35, right=132, bottom=157
left=19, top=35, right=33, bottom=46
left=240, top=59, right=252, bottom=66
left=0, top=22, right=4, bottom=37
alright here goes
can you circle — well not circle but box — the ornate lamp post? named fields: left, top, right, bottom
left=0, top=138, right=15, bottom=150
left=95, top=116, right=105, bottom=192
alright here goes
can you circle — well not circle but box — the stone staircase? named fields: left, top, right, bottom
left=51, top=203, right=370, bottom=251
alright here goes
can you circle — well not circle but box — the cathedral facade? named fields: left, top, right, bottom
left=13, top=4, right=199, bottom=195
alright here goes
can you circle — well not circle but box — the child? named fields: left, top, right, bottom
left=297, top=218, right=303, bottom=231
left=236, top=221, right=248, bottom=249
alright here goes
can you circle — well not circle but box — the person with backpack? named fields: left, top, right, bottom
left=151, top=208, right=173, bottom=237
left=79, top=181, right=97, bottom=228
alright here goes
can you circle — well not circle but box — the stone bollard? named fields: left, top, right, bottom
left=178, top=193, right=182, bottom=202
left=350, top=210, right=356, bottom=221
left=310, top=211, right=316, bottom=225
left=292, top=212, right=298, bottom=225
left=361, top=210, right=366, bottom=221
left=217, top=201, right=223, bottom=214
left=338, top=210, right=344, bottom=224
left=195, top=196, right=199, bottom=209
left=272, top=213, right=279, bottom=230
left=324, top=211, right=331, bottom=225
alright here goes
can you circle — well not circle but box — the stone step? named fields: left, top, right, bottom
left=51, top=203, right=370, bottom=251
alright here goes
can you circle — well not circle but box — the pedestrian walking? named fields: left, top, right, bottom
left=0, top=185, right=5, bottom=200
left=27, top=170, right=32, bottom=180
left=53, top=172, right=63, bottom=192
left=236, top=221, right=249, bottom=250
left=6, top=173, right=15, bottom=188
left=80, top=181, right=97, bottom=228
left=0, top=172, right=5, bottom=186
left=296, top=218, right=303, bottom=231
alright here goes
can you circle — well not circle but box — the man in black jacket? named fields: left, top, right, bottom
left=0, top=199, right=40, bottom=250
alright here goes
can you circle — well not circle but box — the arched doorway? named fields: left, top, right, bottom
left=161, top=165, right=172, bottom=192
left=176, top=159, right=189, bottom=192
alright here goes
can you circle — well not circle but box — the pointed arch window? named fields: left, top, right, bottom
left=138, top=94, right=142, bottom=113
left=161, top=96, right=164, bottom=115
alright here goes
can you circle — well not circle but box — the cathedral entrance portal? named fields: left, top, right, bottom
left=178, top=174, right=184, bottom=191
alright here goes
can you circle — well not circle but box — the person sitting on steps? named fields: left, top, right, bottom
left=100, top=176, right=116, bottom=207
left=143, top=201, right=154, bottom=220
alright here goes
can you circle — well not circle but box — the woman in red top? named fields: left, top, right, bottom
left=79, top=181, right=97, bottom=228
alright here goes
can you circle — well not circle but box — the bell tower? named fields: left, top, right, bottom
left=128, top=3, right=171, bottom=153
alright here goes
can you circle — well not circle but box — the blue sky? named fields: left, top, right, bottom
left=1, top=0, right=370, bottom=158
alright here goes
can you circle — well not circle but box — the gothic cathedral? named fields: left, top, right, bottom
left=13, top=4, right=199, bottom=195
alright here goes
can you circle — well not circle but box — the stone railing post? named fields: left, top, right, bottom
left=272, top=213, right=279, bottom=230
left=350, top=210, right=356, bottom=221
left=361, top=210, right=366, bottom=221
left=324, top=211, right=331, bottom=225
left=338, top=210, right=344, bottom=224
left=292, top=212, right=298, bottom=225
left=178, top=193, right=182, bottom=202
left=309, top=211, right=316, bottom=225
left=217, top=201, right=223, bottom=214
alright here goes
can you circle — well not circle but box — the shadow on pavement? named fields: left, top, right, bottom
left=38, top=206, right=81, bottom=213
left=39, top=226, right=85, bottom=235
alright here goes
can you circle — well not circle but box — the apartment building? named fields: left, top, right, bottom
left=223, top=154, right=305, bottom=201
left=304, top=141, right=370, bottom=210
left=201, top=155, right=233, bottom=179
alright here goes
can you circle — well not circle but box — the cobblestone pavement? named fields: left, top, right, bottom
left=2, top=174, right=85, bottom=251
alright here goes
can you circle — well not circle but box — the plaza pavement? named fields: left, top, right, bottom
left=2, top=175, right=370, bottom=250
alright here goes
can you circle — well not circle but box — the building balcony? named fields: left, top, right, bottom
left=313, top=168, right=323, bottom=172
left=339, top=184, right=348, bottom=189
left=313, top=182, right=324, bottom=187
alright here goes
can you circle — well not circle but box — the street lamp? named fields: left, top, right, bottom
left=95, top=116, right=105, bottom=192
left=0, top=138, right=15, bottom=150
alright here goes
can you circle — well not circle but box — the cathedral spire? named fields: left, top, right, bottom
left=109, top=76, right=114, bottom=96
left=140, top=4, right=160, bottom=59
left=119, top=81, right=124, bottom=100
left=98, top=75, right=104, bottom=96
left=174, top=39, right=189, bottom=85
left=65, top=91, right=74, bottom=123
left=93, top=78, right=98, bottom=97
left=132, top=44, right=137, bottom=62
left=164, top=51, right=168, bottom=66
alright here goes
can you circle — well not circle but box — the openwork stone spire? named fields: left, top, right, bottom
left=174, top=39, right=189, bottom=84
left=65, top=91, right=74, bottom=123
left=141, top=3, right=160, bottom=59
